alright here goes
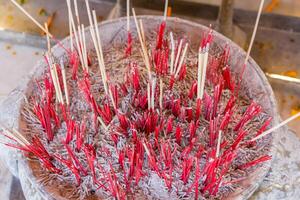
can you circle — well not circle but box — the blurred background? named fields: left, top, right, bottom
left=0, top=0, right=300, bottom=199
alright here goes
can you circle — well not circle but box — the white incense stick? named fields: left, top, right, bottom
left=244, top=0, right=265, bottom=65
left=53, top=64, right=64, bottom=105
left=49, top=58, right=60, bottom=103
left=170, top=32, right=175, bottom=75
left=97, top=117, right=108, bottom=131
left=251, top=112, right=300, bottom=142
left=175, top=43, right=188, bottom=78
left=85, top=0, right=93, bottom=27
left=139, top=19, right=146, bottom=43
left=9, top=0, right=52, bottom=37
left=60, top=59, right=70, bottom=105
left=147, top=83, right=151, bottom=110
left=132, top=8, right=152, bottom=81
left=151, top=78, right=157, bottom=109
left=108, top=87, right=117, bottom=110
left=81, top=24, right=88, bottom=71
left=2, top=127, right=27, bottom=146
left=45, top=23, right=51, bottom=52
left=74, top=0, right=80, bottom=26
left=127, top=0, right=130, bottom=31
left=92, top=10, right=108, bottom=94
left=77, top=24, right=86, bottom=71
left=174, top=39, right=183, bottom=74
left=66, top=0, right=84, bottom=67
left=216, top=130, right=222, bottom=157
left=197, top=48, right=204, bottom=99
left=163, top=0, right=169, bottom=21
left=199, top=45, right=209, bottom=99
left=66, top=0, right=74, bottom=51
left=159, top=79, right=163, bottom=110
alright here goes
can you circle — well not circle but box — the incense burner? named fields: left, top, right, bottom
left=0, top=16, right=278, bottom=200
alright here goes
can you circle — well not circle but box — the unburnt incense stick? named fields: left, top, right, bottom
left=9, top=0, right=53, bottom=37
left=252, top=112, right=300, bottom=141
left=164, top=0, right=169, bottom=21
left=244, top=0, right=265, bottom=65
left=127, top=0, right=130, bottom=31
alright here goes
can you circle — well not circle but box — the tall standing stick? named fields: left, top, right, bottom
left=9, top=0, right=52, bottom=37
left=163, top=0, right=169, bottom=21
left=170, top=32, right=175, bottom=75
left=60, top=59, right=70, bottom=105
left=244, top=0, right=265, bottom=65
left=175, top=43, right=189, bottom=78
left=132, top=8, right=152, bottom=82
left=199, top=45, right=209, bottom=99
left=197, top=48, right=204, bottom=99
left=251, top=112, right=300, bottom=142
left=127, top=0, right=130, bottom=31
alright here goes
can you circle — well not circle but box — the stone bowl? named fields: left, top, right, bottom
left=0, top=16, right=279, bottom=200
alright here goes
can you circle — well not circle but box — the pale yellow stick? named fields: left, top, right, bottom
left=92, top=10, right=108, bottom=94
left=147, top=83, right=151, bottom=110
left=9, top=0, right=52, bottom=37
left=170, top=32, right=175, bottom=75
left=81, top=24, right=88, bottom=70
left=132, top=8, right=152, bottom=82
left=44, top=23, right=51, bottom=52
left=127, top=0, right=130, bottom=31
left=174, top=39, right=183, bottom=74
left=139, top=19, right=146, bottom=43
left=251, top=112, right=300, bottom=142
left=74, top=0, right=80, bottom=26
left=53, top=63, right=64, bottom=105
left=199, top=45, right=209, bottom=99
left=66, top=0, right=84, bottom=66
left=216, top=131, right=222, bottom=158
left=151, top=78, right=157, bottom=109
left=85, top=0, right=93, bottom=27
left=159, top=79, right=163, bottom=110
left=164, top=0, right=169, bottom=21
left=197, top=48, right=204, bottom=99
left=244, top=0, right=265, bottom=65
left=66, top=0, right=74, bottom=51
left=60, top=59, right=70, bottom=105
left=175, top=43, right=188, bottom=78
left=108, top=87, right=117, bottom=110
left=97, top=117, right=108, bottom=131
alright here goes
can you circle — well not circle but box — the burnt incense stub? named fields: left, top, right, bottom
left=15, top=17, right=274, bottom=200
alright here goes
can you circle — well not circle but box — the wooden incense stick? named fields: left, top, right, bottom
left=244, top=0, right=265, bottom=65
left=147, top=83, right=151, bottom=110
left=164, top=0, right=169, bottom=21
left=9, top=0, right=52, bottom=37
left=251, top=112, right=300, bottom=142
left=127, top=0, right=130, bottom=31
left=81, top=24, right=88, bottom=71
left=159, top=79, right=163, bottom=110
left=139, top=19, right=146, bottom=43
left=132, top=8, right=152, bottom=82
left=97, top=117, right=108, bottom=131
left=170, top=32, right=175, bottom=75
left=199, top=45, right=209, bottom=99
left=151, top=78, right=157, bottom=109
left=174, top=39, right=183, bottom=74
left=175, top=43, right=188, bottom=78
left=60, top=59, right=70, bottom=105
left=197, top=48, right=204, bottom=99
left=66, top=0, right=84, bottom=67
left=216, top=130, right=222, bottom=158
left=74, top=0, right=81, bottom=26
left=92, top=10, right=108, bottom=95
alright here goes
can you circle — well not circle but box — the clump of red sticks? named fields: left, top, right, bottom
left=1, top=0, right=275, bottom=199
